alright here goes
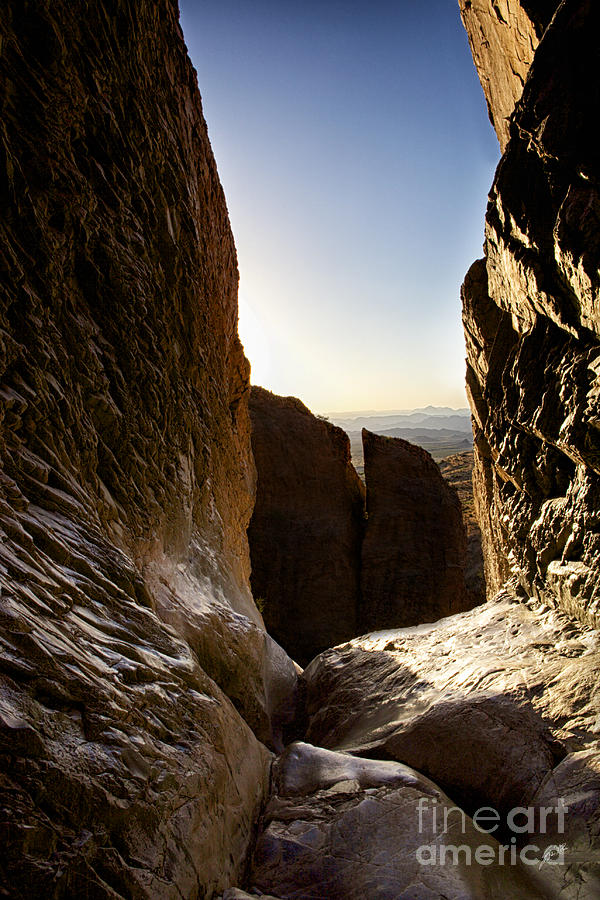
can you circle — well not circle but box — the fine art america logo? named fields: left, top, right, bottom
left=415, top=797, right=568, bottom=867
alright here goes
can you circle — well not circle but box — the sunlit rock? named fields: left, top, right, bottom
left=458, top=0, right=559, bottom=150
left=305, top=593, right=600, bottom=824
left=462, top=0, right=600, bottom=624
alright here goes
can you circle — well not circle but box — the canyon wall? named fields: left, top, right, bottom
left=248, top=387, right=365, bottom=666
left=0, top=2, right=297, bottom=896
left=360, top=430, right=468, bottom=630
left=458, top=0, right=560, bottom=150
left=462, top=0, right=600, bottom=624
left=249, top=395, right=470, bottom=660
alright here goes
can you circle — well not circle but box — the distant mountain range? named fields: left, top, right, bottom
left=328, top=405, right=470, bottom=424
left=328, top=407, right=473, bottom=466
left=330, top=407, right=472, bottom=434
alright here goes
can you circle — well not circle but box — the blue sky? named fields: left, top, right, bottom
left=178, top=0, right=499, bottom=413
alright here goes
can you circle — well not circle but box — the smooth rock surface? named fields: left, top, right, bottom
left=0, top=1, right=295, bottom=894
left=248, top=742, right=546, bottom=899
left=0, top=545, right=272, bottom=896
left=248, top=387, right=365, bottom=666
left=222, top=890, right=283, bottom=900
left=360, top=429, right=469, bottom=631
left=527, top=749, right=600, bottom=898
left=305, top=592, right=600, bottom=819
left=462, top=0, right=600, bottom=624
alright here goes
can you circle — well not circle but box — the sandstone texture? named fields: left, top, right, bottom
left=246, top=741, right=546, bottom=899
left=360, top=429, right=468, bottom=630
left=0, top=1, right=297, bottom=895
left=221, top=891, right=282, bottom=900
left=248, top=387, right=365, bottom=665
left=462, top=0, right=600, bottom=625
left=528, top=749, right=600, bottom=898
left=438, top=450, right=486, bottom=607
left=458, top=0, right=560, bottom=150
left=303, top=591, right=600, bottom=896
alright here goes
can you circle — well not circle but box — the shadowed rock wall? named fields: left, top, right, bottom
left=0, top=2, right=297, bottom=896
left=360, top=430, right=468, bottom=630
left=462, top=0, right=600, bottom=623
left=248, top=387, right=365, bottom=666
left=249, top=392, right=472, bottom=663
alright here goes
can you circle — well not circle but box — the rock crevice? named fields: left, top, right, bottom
left=4, top=0, right=600, bottom=898
left=248, top=390, right=472, bottom=664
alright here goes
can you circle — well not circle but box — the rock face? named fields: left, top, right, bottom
left=438, top=450, right=486, bottom=607
left=458, top=0, right=560, bottom=150
left=248, top=387, right=365, bottom=666
left=303, top=591, right=600, bottom=897
left=360, top=429, right=468, bottom=630
left=247, top=741, right=545, bottom=900
left=248, top=397, right=474, bottom=663
left=462, top=0, right=600, bottom=625
left=0, top=1, right=297, bottom=896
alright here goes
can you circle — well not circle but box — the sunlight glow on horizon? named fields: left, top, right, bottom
left=238, top=295, right=273, bottom=388
left=180, top=0, right=500, bottom=416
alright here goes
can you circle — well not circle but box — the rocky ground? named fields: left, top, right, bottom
left=221, top=588, right=600, bottom=899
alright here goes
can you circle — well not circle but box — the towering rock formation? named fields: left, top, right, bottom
left=248, top=393, right=475, bottom=663
left=248, top=387, right=365, bottom=665
left=462, top=0, right=600, bottom=625
left=360, top=430, right=468, bottom=630
left=0, top=1, right=297, bottom=896
left=458, top=0, right=560, bottom=150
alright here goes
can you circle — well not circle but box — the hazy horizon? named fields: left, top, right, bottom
left=327, top=404, right=469, bottom=417
left=179, top=0, right=499, bottom=414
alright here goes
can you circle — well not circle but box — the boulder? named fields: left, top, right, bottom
left=305, top=592, right=600, bottom=821
left=248, top=741, right=546, bottom=899
left=527, top=749, right=600, bottom=899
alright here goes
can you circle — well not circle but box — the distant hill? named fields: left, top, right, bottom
left=330, top=408, right=472, bottom=435
left=330, top=407, right=473, bottom=469
left=378, top=427, right=472, bottom=444
left=327, top=405, right=469, bottom=420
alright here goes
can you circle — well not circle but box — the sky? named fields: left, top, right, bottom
left=178, top=0, right=500, bottom=414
